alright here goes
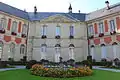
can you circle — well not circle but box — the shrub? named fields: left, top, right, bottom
left=26, top=60, right=37, bottom=69
left=30, top=64, right=93, bottom=78
left=0, top=61, right=7, bottom=68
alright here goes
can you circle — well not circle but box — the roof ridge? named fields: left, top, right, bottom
left=0, top=2, right=27, bottom=13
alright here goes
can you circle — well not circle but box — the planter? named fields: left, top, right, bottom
left=21, top=34, right=26, bottom=38
left=55, top=35, right=60, bottom=39
left=41, top=35, right=47, bottom=39
left=110, top=31, right=116, bottom=35
left=99, top=33, right=104, bottom=37
left=11, top=32, right=17, bottom=36
left=0, top=29, right=5, bottom=34
left=69, top=35, right=74, bottom=39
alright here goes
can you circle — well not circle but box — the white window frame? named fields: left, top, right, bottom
left=99, top=22, right=104, bottom=33
left=109, top=20, right=116, bottom=32
left=56, top=25, right=60, bottom=36
left=70, top=26, right=74, bottom=36
left=88, top=25, right=94, bottom=36
left=12, top=21, right=17, bottom=33
left=0, top=18, right=6, bottom=30
left=41, top=25, right=47, bottom=36
left=22, top=24, right=27, bottom=34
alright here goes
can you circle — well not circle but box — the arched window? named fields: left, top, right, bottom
left=90, top=45, right=95, bottom=59
left=20, top=44, right=25, bottom=54
left=41, top=44, right=47, bottom=59
left=69, top=44, right=75, bottom=60
left=9, top=43, right=15, bottom=60
left=101, top=44, right=106, bottom=59
left=55, top=44, right=61, bottom=62
left=112, top=42, right=118, bottom=59
left=0, top=41, right=3, bottom=60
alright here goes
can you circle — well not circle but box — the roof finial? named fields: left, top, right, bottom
left=68, top=3, right=72, bottom=13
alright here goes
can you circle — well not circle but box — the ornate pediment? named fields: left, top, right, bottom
left=40, top=14, right=77, bottom=23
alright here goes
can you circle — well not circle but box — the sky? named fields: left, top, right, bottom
left=0, top=0, right=120, bottom=13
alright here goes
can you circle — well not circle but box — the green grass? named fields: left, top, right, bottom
left=0, top=69, right=120, bottom=80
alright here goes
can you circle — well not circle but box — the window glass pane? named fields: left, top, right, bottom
left=22, top=24, right=27, bottom=34
left=70, top=26, right=74, bottom=36
left=0, top=18, right=6, bottom=30
left=41, top=44, right=47, bottom=52
left=56, top=26, right=60, bottom=36
left=99, top=22, right=104, bottom=33
left=42, top=25, right=47, bottom=35
left=110, top=20, right=115, bottom=31
left=12, top=21, right=17, bottom=32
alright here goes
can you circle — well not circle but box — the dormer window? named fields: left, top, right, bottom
left=55, top=25, right=60, bottom=39
left=69, top=26, right=74, bottom=39
left=0, top=18, right=6, bottom=34
left=22, top=24, right=27, bottom=38
left=41, top=25, right=47, bottom=39
left=11, top=21, right=17, bottom=36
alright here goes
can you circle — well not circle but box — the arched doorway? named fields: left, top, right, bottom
left=20, top=44, right=26, bottom=60
left=9, top=43, right=15, bottom=61
left=69, top=44, right=75, bottom=60
left=0, top=41, right=3, bottom=60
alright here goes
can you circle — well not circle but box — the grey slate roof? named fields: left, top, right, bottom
left=0, top=2, right=86, bottom=21
left=0, top=2, right=29, bottom=20
left=28, top=12, right=86, bottom=21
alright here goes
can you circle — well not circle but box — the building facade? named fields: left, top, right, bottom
left=0, top=1, right=120, bottom=62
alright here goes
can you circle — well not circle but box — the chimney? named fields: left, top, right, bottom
left=78, top=10, right=80, bottom=13
left=34, top=6, right=37, bottom=14
left=105, top=1, right=110, bottom=10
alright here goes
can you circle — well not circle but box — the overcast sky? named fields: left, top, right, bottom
left=0, top=0, right=120, bottom=13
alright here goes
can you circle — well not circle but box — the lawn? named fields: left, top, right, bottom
left=0, top=69, right=120, bottom=80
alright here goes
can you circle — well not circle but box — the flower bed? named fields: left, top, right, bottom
left=30, top=64, right=93, bottom=78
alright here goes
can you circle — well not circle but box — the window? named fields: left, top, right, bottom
left=41, top=44, right=47, bottom=59
left=41, top=44, right=47, bottom=52
left=9, top=43, right=15, bottom=60
left=20, top=45, right=25, bottom=54
left=70, top=26, right=74, bottom=36
left=0, top=18, right=6, bottom=30
left=110, top=20, right=115, bottom=32
left=88, top=25, right=94, bottom=36
left=0, top=41, right=3, bottom=60
left=69, top=44, right=75, bottom=60
left=22, top=24, right=27, bottom=34
left=12, top=21, right=17, bottom=33
left=42, top=25, right=47, bottom=36
left=55, top=44, right=61, bottom=62
left=99, top=22, right=104, bottom=33
left=56, top=25, right=60, bottom=36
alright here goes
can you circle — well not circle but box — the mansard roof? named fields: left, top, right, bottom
left=28, top=12, right=86, bottom=21
left=0, top=2, right=29, bottom=20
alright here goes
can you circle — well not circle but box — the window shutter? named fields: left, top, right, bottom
left=104, top=20, right=108, bottom=32
left=94, top=23, right=98, bottom=34
left=116, top=17, right=120, bottom=31
left=18, top=22, right=22, bottom=33
left=7, top=18, right=11, bottom=30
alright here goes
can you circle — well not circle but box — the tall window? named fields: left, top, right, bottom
left=70, top=26, right=74, bottom=36
left=9, top=43, right=15, bottom=60
left=55, top=44, right=61, bottom=62
left=56, top=25, right=60, bottom=36
left=88, top=25, right=94, bottom=36
left=42, top=25, right=47, bottom=36
left=12, top=21, right=17, bottom=32
left=99, top=22, right=104, bottom=33
left=20, top=45, right=25, bottom=54
left=22, top=24, right=27, bottom=34
left=110, top=20, right=115, bottom=32
left=0, top=41, right=3, bottom=60
left=41, top=44, right=47, bottom=59
left=69, top=44, right=75, bottom=60
left=0, top=18, right=6, bottom=30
